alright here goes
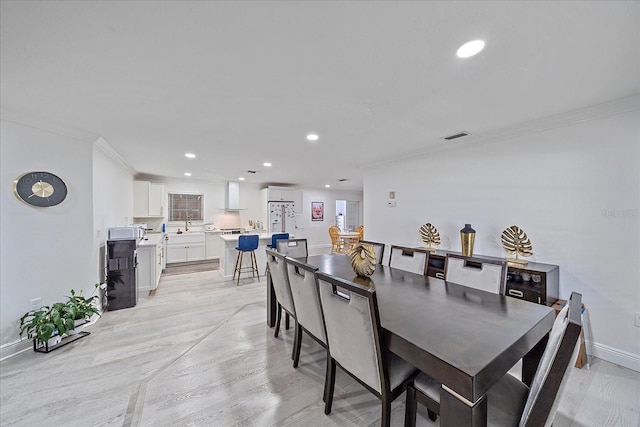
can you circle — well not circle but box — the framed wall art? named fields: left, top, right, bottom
left=311, top=202, right=324, bottom=221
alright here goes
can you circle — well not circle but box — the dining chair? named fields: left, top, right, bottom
left=232, top=234, right=260, bottom=285
left=265, top=248, right=296, bottom=345
left=405, top=291, right=584, bottom=427
left=284, top=257, right=325, bottom=369
left=316, top=272, right=418, bottom=427
left=444, top=253, right=507, bottom=294
left=355, top=225, right=364, bottom=241
left=276, top=238, right=308, bottom=258
left=360, top=240, right=385, bottom=264
left=388, top=246, right=429, bottom=275
left=328, top=226, right=343, bottom=253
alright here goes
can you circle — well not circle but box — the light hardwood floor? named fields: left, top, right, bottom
left=1, top=270, right=638, bottom=426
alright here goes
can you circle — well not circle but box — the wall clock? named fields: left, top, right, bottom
left=13, top=171, right=68, bottom=207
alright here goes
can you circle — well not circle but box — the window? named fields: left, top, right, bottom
left=168, top=194, right=203, bottom=222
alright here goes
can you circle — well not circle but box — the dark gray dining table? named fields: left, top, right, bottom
left=266, top=253, right=555, bottom=427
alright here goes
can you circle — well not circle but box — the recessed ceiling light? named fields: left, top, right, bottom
left=325, top=184, right=331, bottom=188
left=263, top=162, right=272, bottom=167
left=185, top=153, right=196, bottom=158
left=184, top=172, right=192, bottom=176
left=307, top=134, right=319, bottom=141
left=457, top=40, right=485, bottom=58
left=238, top=177, right=245, bottom=181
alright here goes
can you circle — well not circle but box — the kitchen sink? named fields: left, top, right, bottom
left=167, top=232, right=205, bottom=243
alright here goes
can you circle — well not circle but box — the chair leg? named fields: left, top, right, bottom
left=324, top=356, right=336, bottom=415
left=236, top=251, right=244, bottom=285
left=381, top=392, right=392, bottom=427
left=427, top=409, right=438, bottom=422
left=274, top=304, right=282, bottom=338
left=405, top=384, right=417, bottom=427
left=251, top=251, right=260, bottom=282
left=285, top=313, right=290, bottom=330
left=292, top=323, right=302, bottom=367
left=233, top=251, right=241, bottom=282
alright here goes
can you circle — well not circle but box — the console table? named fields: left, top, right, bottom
left=426, top=250, right=559, bottom=305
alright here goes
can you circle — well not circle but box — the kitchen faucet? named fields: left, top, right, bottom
left=185, top=217, right=191, bottom=232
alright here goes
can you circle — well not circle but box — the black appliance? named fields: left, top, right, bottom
left=106, top=238, right=138, bottom=310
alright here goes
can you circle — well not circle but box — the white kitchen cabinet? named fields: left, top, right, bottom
left=166, top=233, right=206, bottom=264
left=137, top=240, right=163, bottom=292
left=205, top=232, right=221, bottom=259
left=133, top=180, right=165, bottom=217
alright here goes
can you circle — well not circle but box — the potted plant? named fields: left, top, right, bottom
left=19, top=285, right=101, bottom=351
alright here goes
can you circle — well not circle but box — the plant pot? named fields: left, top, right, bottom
left=47, top=335, right=62, bottom=347
left=67, top=319, right=87, bottom=336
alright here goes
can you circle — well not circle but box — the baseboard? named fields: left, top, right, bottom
left=0, top=339, right=32, bottom=361
left=590, top=342, right=640, bottom=372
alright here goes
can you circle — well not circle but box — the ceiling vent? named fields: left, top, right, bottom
left=442, top=131, right=470, bottom=141
left=338, top=178, right=349, bottom=182
left=247, top=170, right=258, bottom=174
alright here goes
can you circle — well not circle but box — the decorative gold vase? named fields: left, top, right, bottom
left=460, top=224, right=476, bottom=257
left=349, top=243, right=377, bottom=277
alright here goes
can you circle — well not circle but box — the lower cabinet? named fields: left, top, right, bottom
left=205, top=232, right=221, bottom=259
left=166, top=243, right=205, bottom=264
left=138, top=242, right=163, bottom=291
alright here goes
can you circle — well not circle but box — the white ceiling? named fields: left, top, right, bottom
left=1, top=1, right=638, bottom=190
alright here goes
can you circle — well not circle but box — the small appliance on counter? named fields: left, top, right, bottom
left=204, top=223, right=216, bottom=231
left=108, top=226, right=144, bottom=241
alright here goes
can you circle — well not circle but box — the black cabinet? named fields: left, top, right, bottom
left=426, top=251, right=559, bottom=306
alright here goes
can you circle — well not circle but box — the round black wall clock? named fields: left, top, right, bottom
left=13, top=171, right=68, bottom=207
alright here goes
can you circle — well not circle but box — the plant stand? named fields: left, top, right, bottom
left=33, top=331, right=90, bottom=353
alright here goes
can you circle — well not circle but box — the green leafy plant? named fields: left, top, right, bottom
left=19, top=285, right=101, bottom=346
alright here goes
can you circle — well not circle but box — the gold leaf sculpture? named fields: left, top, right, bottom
left=419, top=223, right=441, bottom=251
left=501, top=225, right=533, bottom=265
left=350, top=243, right=377, bottom=277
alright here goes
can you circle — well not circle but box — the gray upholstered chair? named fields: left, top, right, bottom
left=444, top=253, right=507, bottom=294
left=265, top=248, right=296, bottom=342
left=359, top=240, right=385, bottom=264
left=316, top=272, right=418, bottom=427
left=284, top=257, right=325, bottom=368
left=276, top=238, right=309, bottom=258
left=405, top=291, right=584, bottom=427
left=388, top=246, right=429, bottom=275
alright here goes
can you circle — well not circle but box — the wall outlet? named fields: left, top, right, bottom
left=635, top=312, right=640, bottom=328
left=29, top=297, right=41, bottom=311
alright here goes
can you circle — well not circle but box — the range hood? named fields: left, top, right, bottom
left=224, top=181, right=245, bottom=211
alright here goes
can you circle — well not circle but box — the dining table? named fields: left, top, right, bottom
left=266, top=253, right=555, bottom=427
left=337, top=231, right=360, bottom=252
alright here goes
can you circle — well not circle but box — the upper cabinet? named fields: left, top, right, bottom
left=264, top=186, right=302, bottom=213
left=134, top=181, right=165, bottom=217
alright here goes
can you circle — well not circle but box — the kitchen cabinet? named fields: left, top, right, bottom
left=166, top=233, right=206, bottom=264
left=137, top=237, right=164, bottom=292
left=205, top=232, right=221, bottom=260
left=264, top=187, right=302, bottom=213
left=133, top=181, right=165, bottom=217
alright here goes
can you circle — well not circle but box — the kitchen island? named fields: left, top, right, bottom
left=219, top=233, right=290, bottom=281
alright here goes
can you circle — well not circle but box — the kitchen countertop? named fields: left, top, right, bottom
left=138, top=233, right=165, bottom=247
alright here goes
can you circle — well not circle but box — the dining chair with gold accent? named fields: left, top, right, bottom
left=388, top=246, right=429, bottom=276
left=444, top=253, right=507, bottom=294
left=316, top=272, right=418, bottom=427
left=405, top=291, right=584, bottom=427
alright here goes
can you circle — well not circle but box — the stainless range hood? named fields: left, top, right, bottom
left=224, top=181, right=245, bottom=211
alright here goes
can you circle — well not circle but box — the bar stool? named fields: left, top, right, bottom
left=233, top=234, right=260, bottom=286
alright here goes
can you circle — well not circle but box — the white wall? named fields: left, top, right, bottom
left=363, top=106, right=640, bottom=370
left=0, top=119, right=96, bottom=351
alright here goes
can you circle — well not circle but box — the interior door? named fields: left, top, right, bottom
left=345, top=201, right=360, bottom=232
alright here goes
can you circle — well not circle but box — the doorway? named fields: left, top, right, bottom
left=336, top=200, right=360, bottom=232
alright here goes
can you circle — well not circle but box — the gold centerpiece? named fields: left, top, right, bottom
left=419, top=223, right=441, bottom=251
left=501, top=225, right=533, bottom=265
left=349, top=243, right=377, bottom=277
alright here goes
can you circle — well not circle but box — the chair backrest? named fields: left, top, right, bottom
left=285, top=257, right=325, bottom=344
left=359, top=240, right=385, bottom=264
left=316, top=272, right=387, bottom=394
left=328, top=226, right=341, bottom=252
left=276, top=238, right=308, bottom=258
left=269, top=233, right=289, bottom=249
left=388, top=246, right=429, bottom=275
left=238, top=234, right=259, bottom=251
left=355, top=225, right=364, bottom=241
left=519, top=292, right=583, bottom=427
left=265, top=248, right=295, bottom=315
left=444, top=254, right=507, bottom=294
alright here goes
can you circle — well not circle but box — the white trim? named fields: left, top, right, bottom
left=0, top=339, right=32, bottom=361
left=590, top=342, right=640, bottom=373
